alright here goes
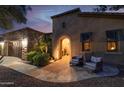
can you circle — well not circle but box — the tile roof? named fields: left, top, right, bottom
left=51, top=8, right=124, bottom=19
left=51, top=8, right=81, bottom=18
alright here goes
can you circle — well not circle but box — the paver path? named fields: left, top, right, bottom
left=0, top=65, right=124, bottom=87
left=0, top=56, right=119, bottom=82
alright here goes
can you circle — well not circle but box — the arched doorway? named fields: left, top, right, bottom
left=53, top=35, right=72, bottom=61
left=60, top=37, right=71, bottom=61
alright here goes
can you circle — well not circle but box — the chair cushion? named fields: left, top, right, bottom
left=85, top=62, right=96, bottom=68
left=72, top=59, right=79, bottom=62
left=96, top=57, right=102, bottom=62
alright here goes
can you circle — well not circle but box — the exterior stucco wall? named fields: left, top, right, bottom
left=52, top=12, right=124, bottom=65
left=78, top=17, right=124, bottom=52
left=52, top=12, right=81, bottom=59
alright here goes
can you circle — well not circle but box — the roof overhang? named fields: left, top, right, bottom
left=51, top=8, right=124, bottom=19
left=51, top=8, right=81, bottom=19
left=78, top=12, right=124, bottom=19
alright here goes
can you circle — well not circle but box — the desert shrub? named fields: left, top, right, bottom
left=32, top=52, right=50, bottom=67
left=27, top=51, right=37, bottom=62
left=41, top=53, right=50, bottom=64
left=27, top=34, right=52, bottom=67
left=32, top=52, right=42, bottom=66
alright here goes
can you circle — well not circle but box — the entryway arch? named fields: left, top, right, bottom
left=58, top=35, right=72, bottom=61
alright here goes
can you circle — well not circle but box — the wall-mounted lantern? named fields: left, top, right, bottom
left=22, top=38, right=28, bottom=48
left=0, top=41, right=4, bottom=55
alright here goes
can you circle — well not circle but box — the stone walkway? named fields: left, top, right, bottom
left=0, top=65, right=124, bottom=87
left=0, top=56, right=119, bottom=82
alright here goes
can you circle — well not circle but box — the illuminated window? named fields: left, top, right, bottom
left=107, top=41, right=118, bottom=52
left=82, top=41, right=91, bottom=51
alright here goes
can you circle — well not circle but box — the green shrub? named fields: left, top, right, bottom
left=32, top=52, right=50, bottom=67
left=41, top=53, right=50, bottom=63
left=32, top=52, right=42, bottom=66
left=27, top=51, right=37, bottom=62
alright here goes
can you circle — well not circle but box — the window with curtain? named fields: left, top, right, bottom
left=80, top=32, right=92, bottom=51
left=106, top=30, right=120, bottom=52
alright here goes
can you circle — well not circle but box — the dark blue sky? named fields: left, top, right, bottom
left=2, top=5, right=123, bottom=34
left=1, top=5, right=96, bottom=34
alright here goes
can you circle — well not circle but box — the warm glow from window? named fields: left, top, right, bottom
left=22, top=38, right=28, bottom=48
left=107, top=41, right=117, bottom=52
left=82, top=41, right=91, bottom=51
left=111, top=47, right=115, bottom=50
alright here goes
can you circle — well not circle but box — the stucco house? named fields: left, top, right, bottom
left=0, top=27, right=43, bottom=60
left=51, top=8, right=124, bottom=65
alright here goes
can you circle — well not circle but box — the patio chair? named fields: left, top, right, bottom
left=0, top=55, right=4, bottom=60
left=0, top=55, right=4, bottom=63
left=70, top=55, right=84, bottom=66
left=85, top=59, right=103, bottom=73
left=84, top=53, right=103, bottom=73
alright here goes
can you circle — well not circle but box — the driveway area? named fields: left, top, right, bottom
left=0, top=56, right=119, bottom=82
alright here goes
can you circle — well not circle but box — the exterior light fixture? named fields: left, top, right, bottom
left=22, top=38, right=28, bottom=48
left=0, top=42, right=4, bottom=47
left=0, top=41, right=4, bottom=55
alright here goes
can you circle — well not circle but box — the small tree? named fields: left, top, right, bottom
left=0, top=5, right=31, bottom=29
left=32, top=34, right=52, bottom=54
left=39, top=34, right=52, bottom=54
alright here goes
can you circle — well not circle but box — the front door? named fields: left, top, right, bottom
left=8, top=41, right=22, bottom=58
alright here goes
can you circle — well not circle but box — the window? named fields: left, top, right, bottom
left=80, top=32, right=92, bottom=51
left=62, top=22, right=66, bottom=28
left=82, top=40, right=91, bottom=51
left=107, top=40, right=118, bottom=52
left=106, top=30, right=120, bottom=52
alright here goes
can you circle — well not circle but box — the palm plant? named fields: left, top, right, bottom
left=39, top=34, right=52, bottom=53
left=39, top=40, right=48, bottom=53
left=0, top=5, right=30, bottom=29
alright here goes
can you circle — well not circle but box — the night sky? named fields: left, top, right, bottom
left=1, top=5, right=123, bottom=34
